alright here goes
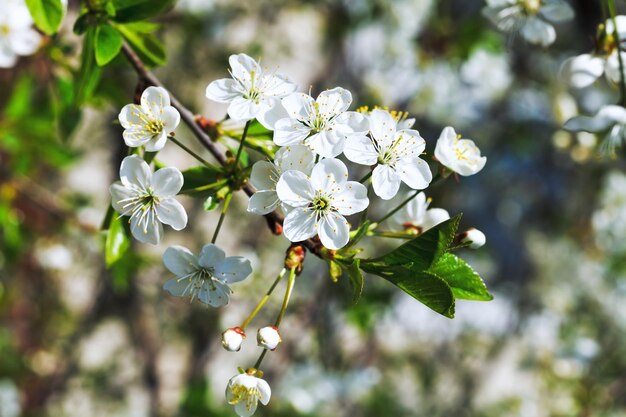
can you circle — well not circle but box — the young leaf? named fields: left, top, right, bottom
left=25, top=0, right=64, bottom=35
left=75, top=26, right=102, bottom=104
left=116, top=24, right=166, bottom=66
left=95, top=24, right=123, bottom=66
left=111, top=0, right=176, bottom=22
left=428, top=253, right=493, bottom=301
left=105, top=215, right=130, bottom=267
left=345, top=259, right=364, bottom=305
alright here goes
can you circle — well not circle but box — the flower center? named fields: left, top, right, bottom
left=146, top=119, right=164, bottom=135
left=229, top=384, right=260, bottom=411
left=0, top=24, right=10, bottom=36
left=378, top=149, right=394, bottom=165
left=520, top=0, right=541, bottom=14
left=312, top=195, right=331, bottom=213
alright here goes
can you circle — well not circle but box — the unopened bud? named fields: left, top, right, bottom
left=222, top=327, right=246, bottom=352
left=257, top=326, right=281, bottom=351
left=460, top=228, right=486, bottom=249
left=284, top=244, right=305, bottom=274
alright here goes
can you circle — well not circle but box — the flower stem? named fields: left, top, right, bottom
left=359, top=170, right=372, bottom=184
left=211, top=192, right=233, bottom=244
left=609, top=0, right=626, bottom=105
left=169, top=135, right=214, bottom=168
left=240, top=268, right=287, bottom=330
left=233, top=121, right=251, bottom=167
left=377, top=189, right=420, bottom=225
left=368, top=231, right=416, bottom=239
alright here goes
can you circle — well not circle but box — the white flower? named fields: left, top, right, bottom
left=344, top=109, right=432, bottom=200
left=460, top=228, right=487, bottom=249
left=276, top=158, right=369, bottom=250
left=118, top=87, right=180, bottom=152
left=226, top=373, right=271, bottom=417
left=434, top=126, right=487, bottom=176
left=205, top=53, right=297, bottom=128
left=561, top=17, right=626, bottom=88
left=482, top=0, right=574, bottom=47
left=273, top=88, right=368, bottom=158
left=0, top=0, right=41, bottom=68
left=389, top=192, right=450, bottom=233
left=222, top=327, right=246, bottom=352
left=257, top=326, right=281, bottom=350
left=109, top=156, right=187, bottom=244
left=162, top=244, right=252, bottom=307
left=564, top=105, right=626, bottom=155
left=248, top=145, right=315, bottom=215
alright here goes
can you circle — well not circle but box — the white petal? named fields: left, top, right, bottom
left=281, top=92, right=315, bottom=119
left=369, top=109, right=397, bottom=145
left=163, top=277, right=191, bottom=297
left=256, top=100, right=288, bottom=130
left=276, top=170, right=314, bottom=207
left=229, top=53, right=260, bottom=83
left=228, top=97, right=265, bottom=121
left=9, top=28, right=41, bottom=55
left=564, top=115, right=614, bottom=133
left=306, top=130, right=345, bottom=158
left=145, top=131, right=168, bottom=152
left=331, top=181, right=369, bottom=216
left=156, top=199, right=187, bottom=230
left=598, top=105, right=626, bottom=124
left=198, top=244, right=226, bottom=269
left=422, top=208, right=450, bottom=231
left=397, top=118, right=416, bottom=129
left=141, top=86, right=170, bottom=118
left=130, top=214, right=162, bottom=245
left=483, top=5, right=525, bottom=31
left=275, top=145, right=315, bottom=175
left=163, top=246, right=198, bottom=276
left=205, top=78, right=241, bottom=103
left=309, top=158, right=349, bottom=191
left=263, top=73, right=298, bottom=97
left=521, top=17, right=556, bottom=46
left=434, top=127, right=456, bottom=168
left=344, top=135, right=378, bottom=165
left=372, top=164, right=401, bottom=200
left=257, top=379, right=271, bottom=405
left=396, top=158, right=432, bottom=190
left=335, top=111, right=369, bottom=134
left=283, top=208, right=318, bottom=242
left=201, top=281, right=230, bottom=307
left=248, top=190, right=279, bottom=215
left=215, top=257, right=252, bottom=283
left=0, top=43, right=17, bottom=68
left=560, top=54, right=604, bottom=89
left=606, top=15, right=626, bottom=39
left=318, top=213, right=350, bottom=250
left=152, top=167, right=184, bottom=198
left=161, top=106, right=180, bottom=133
left=110, top=182, right=135, bottom=214
left=605, top=52, right=626, bottom=85
left=119, top=104, right=144, bottom=129
left=234, top=400, right=257, bottom=417
left=250, top=161, right=279, bottom=191
left=119, top=155, right=151, bottom=189
left=539, top=0, right=574, bottom=23
left=316, top=87, right=352, bottom=118
left=123, top=129, right=152, bottom=148
left=273, top=118, right=311, bottom=146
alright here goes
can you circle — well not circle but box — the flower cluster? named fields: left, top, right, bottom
left=107, top=53, right=488, bottom=417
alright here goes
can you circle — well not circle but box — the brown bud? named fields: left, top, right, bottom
left=195, top=115, right=219, bottom=137
left=284, top=244, right=306, bottom=274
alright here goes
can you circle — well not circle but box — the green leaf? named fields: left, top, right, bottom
left=75, top=26, right=102, bottom=104
left=203, top=196, right=219, bottom=211
left=429, top=253, right=493, bottom=301
left=95, top=24, right=123, bottom=66
left=328, top=260, right=342, bottom=283
left=4, top=76, right=33, bottom=120
left=116, top=24, right=166, bottom=66
left=179, top=165, right=225, bottom=197
left=111, top=0, right=176, bottom=22
left=345, top=259, right=364, bottom=305
left=25, top=0, right=64, bottom=35
left=105, top=215, right=130, bottom=267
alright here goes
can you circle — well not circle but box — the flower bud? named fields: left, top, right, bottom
left=257, top=326, right=281, bottom=351
left=460, top=228, right=486, bottom=249
left=222, top=327, right=246, bottom=352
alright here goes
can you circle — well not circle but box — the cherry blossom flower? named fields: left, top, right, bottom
left=276, top=158, right=369, bottom=250
left=118, top=87, right=180, bottom=152
left=482, top=0, right=574, bottom=47
left=460, top=228, right=487, bottom=249
left=226, top=372, right=271, bottom=417
left=344, top=109, right=432, bottom=200
left=162, top=244, right=252, bottom=307
left=205, top=53, right=297, bottom=128
left=0, top=0, right=42, bottom=68
left=564, top=105, right=626, bottom=155
left=561, top=16, right=626, bottom=88
left=109, top=156, right=187, bottom=244
left=257, top=326, right=281, bottom=350
left=390, top=192, right=450, bottom=234
left=222, top=327, right=246, bottom=352
left=273, top=88, right=368, bottom=158
left=248, top=145, right=315, bottom=215
left=434, top=127, right=487, bottom=176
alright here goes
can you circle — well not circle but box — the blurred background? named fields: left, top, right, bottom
left=2, top=0, right=626, bottom=416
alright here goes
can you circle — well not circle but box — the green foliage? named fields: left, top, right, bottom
left=104, top=215, right=130, bottom=267
left=25, top=0, right=64, bottom=35
left=179, top=165, right=227, bottom=198
left=111, top=0, right=176, bottom=23
left=95, top=24, right=123, bottom=66
left=116, top=23, right=166, bottom=66
left=360, top=215, right=491, bottom=318
left=75, top=27, right=102, bottom=105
